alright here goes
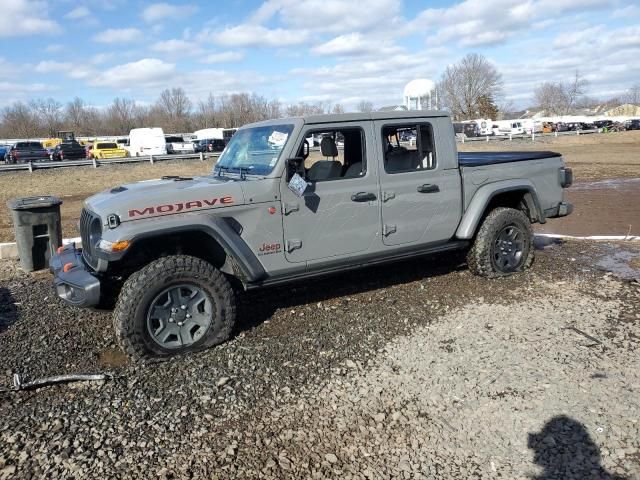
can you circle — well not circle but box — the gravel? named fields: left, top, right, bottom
left=0, top=240, right=638, bottom=479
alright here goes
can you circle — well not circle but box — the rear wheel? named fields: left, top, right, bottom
left=467, top=207, right=534, bottom=278
left=113, top=255, right=236, bottom=361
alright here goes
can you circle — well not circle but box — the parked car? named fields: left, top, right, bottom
left=91, top=141, right=129, bottom=159
left=51, top=111, right=573, bottom=360
left=127, top=128, right=167, bottom=157
left=51, top=140, right=87, bottom=161
left=0, top=144, right=11, bottom=162
left=555, top=122, right=570, bottom=132
left=165, top=135, right=195, bottom=154
left=594, top=120, right=614, bottom=129
left=194, top=138, right=226, bottom=153
left=624, top=119, right=640, bottom=131
left=5, top=141, right=50, bottom=164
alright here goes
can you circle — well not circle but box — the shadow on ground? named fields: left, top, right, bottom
left=0, top=287, right=18, bottom=334
left=234, top=249, right=468, bottom=335
left=528, top=415, right=626, bottom=480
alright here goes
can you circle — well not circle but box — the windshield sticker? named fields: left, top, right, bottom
left=268, top=131, right=288, bottom=147
left=269, top=157, right=278, bottom=167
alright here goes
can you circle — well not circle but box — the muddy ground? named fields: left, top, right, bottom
left=1, top=130, right=639, bottom=242
left=0, top=240, right=639, bottom=479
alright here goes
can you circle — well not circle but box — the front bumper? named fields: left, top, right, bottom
left=50, top=243, right=101, bottom=307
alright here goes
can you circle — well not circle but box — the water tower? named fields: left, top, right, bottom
left=403, top=79, right=437, bottom=110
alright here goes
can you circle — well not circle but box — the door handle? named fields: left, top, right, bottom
left=351, top=192, right=377, bottom=202
left=417, top=184, right=440, bottom=193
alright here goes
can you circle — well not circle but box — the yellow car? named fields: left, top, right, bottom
left=90, top=141, right=128, bottom=159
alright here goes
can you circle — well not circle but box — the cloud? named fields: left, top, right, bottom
left=0, top=0, right=60, bottom=37
left=151, top=38, right=201, bottom=54
left=611, top=4, right=640, bottom=19
left=212, top=24, right=309, bottom=47
left=311, top=32, right=400, bottom=56
left=34, top=60, right=72, bottom=73
left=90, top=58, right=176, bottom=88
left=90, top=53, right=116, bottom=65
left=200, top=51, right=245, bottom=64
left=250, top=0, right=401, bottom=34
left=0, top=81, right=51, bottom=93
left=65, top=6, right=90, bottom=19
left=44, top=43, right=64, bottom=53
left=413, top=0, right=610, bottom=48
left=93, top=28, right=143, bottom=44
left=141, top=2, right=198, bottom=23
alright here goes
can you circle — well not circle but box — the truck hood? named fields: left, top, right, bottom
left=85, top=176, right=245, bottom=222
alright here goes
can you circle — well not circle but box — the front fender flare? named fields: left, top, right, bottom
left=456, top=179, right=544, bottom=240
left=100, top=215, right=267, bottom=283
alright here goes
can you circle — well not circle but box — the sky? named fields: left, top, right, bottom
left=0, top=0, right=639, bottom=111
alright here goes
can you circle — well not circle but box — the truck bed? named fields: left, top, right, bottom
left=458, top=151, right=561, bottom=167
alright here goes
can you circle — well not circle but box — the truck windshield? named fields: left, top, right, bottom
left=214, top=124, right=294, bottom=176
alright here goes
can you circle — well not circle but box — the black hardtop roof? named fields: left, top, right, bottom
left=244, top=110, right=450, bottom=129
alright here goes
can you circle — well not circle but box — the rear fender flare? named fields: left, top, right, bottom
left=456, top=180, right=544, bottom=240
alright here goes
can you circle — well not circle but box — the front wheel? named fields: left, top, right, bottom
left=113, top=255, right=236, bottom=361
left=467, top=207, right=534, bottom=278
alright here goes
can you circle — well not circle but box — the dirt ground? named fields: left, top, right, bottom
left=0, top=240, right=639, bottom=479
left=0, top=159, right=215, bottom=243
left=0, top=131, right=639, bottom=242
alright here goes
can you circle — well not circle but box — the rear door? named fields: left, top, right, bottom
left=374, top=118, right=462, bottom=246
left=280, top=121, right=380, bottom=263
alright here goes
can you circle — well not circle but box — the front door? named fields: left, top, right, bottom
left=281, top=122, right=380, bottom=263
left=374, top=119, right=462, bottom=246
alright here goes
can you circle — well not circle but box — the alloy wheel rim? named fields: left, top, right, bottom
left=492, top=225, right=524, bottom=271
left=146, top=284, right=213, bottom=349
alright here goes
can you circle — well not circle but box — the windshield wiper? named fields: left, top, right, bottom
left=216, top=165, right=229, bottom=178
left=239, top=167, right=251, bottom=180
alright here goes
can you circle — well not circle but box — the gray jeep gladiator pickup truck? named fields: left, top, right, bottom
left=51, top=111, right=573, bottom=360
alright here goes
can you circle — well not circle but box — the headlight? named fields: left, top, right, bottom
left=97, top=239, right=130, bottom=253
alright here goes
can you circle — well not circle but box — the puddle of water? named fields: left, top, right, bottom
left=571, top=177, right=640, bottom=192
left=98, top=347, right=129, bottom=368
left=594, top=246, right=640, bottom=281
left=534, top=236, right=564, bottom=250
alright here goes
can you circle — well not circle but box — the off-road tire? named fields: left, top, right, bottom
left=113, top=255, right=236, bottom=362
left=467, top=207, right=534, bottom=278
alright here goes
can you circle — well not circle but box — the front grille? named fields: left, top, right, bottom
left=80, top=208, right=101, bottom=269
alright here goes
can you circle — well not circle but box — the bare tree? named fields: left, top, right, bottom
left=104, top=97, right=140, bottom=135
left=194, top=93, right=218, bottom=128
left=285, top=102, right=325, bottom=117
left=30, top=97, right=63, bottom=137
left=534, top=71, right=589, bottom=115
left=438, top=53, right=503, bottom=121
left=622, top=84, right=640, bottom=105
left=356, top=100, right=374, bottom=113
left=156, top=87, right=192, bottom=132
left=0, top=102, right=40, bottom=138
left=330, top=103, right=345, bottom=114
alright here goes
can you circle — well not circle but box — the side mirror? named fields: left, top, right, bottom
left=286, top=157, right=305, bottom=181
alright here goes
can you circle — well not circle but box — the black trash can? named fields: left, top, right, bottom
left=7, top=196, right=63, bottom=272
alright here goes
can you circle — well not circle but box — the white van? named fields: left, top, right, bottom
left=493, top=121, right=524, bottom=136
left=127, top=128, right=167, bottom=156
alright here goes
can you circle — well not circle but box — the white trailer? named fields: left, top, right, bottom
left=192, top=128, right=225, bottom=141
